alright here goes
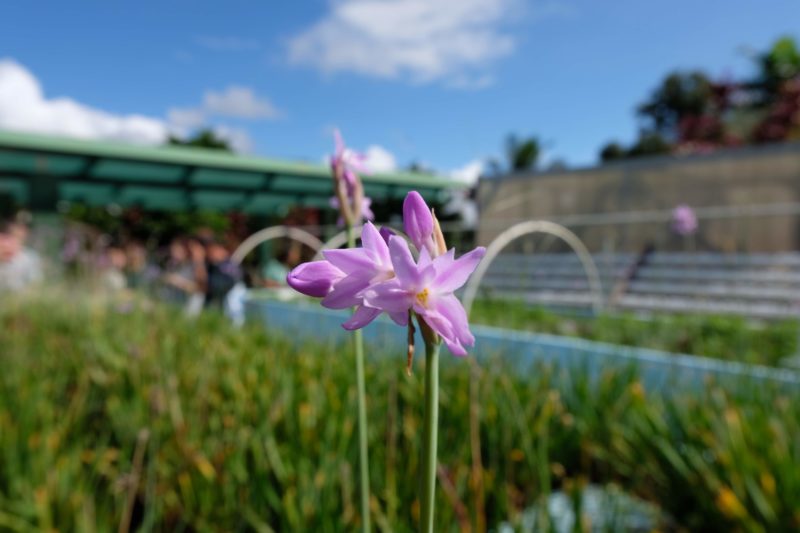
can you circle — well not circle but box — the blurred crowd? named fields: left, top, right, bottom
left=0, top=216, right=43, bottom=293
left=0, top=213, right=307, bottom=325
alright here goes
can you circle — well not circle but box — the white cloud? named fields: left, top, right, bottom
left=287, top=0, right=521, bottom=85
left=449, top=158, right=484, bottom=185
left=363, top=145, right=397, bottom=172
left=0, top=59, right=256, bottom=153
left=0, top=59, right=168, bottom=144
left=167, top=107, right=206, bottom=132
left=211, top=125, right=255, bottom=154
left=203, top=86, right=281, bottom=120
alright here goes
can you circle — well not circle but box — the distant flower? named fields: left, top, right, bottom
left=329, top=195, right=375, bottom=225
left=330, top=129, right=370, bottom=225
left=331, top=129, right=368, bottom=189
left=672, top=204, right=698, bottom=236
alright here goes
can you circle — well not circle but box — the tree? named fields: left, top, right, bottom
left=599, top=142, right=627, bottom=162
left=626, top=132, right=673, bottom=158
left=637, top=71, right=717, bottom=141
left=168, top=129, right=232, bottom=151
left=505, top=134, right=540, bottom=172
left=751, top=36, right=800, bottom=143
left=753, top=36, right=800, bottom=106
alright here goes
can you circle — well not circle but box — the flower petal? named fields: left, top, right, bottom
left=323, top=247, right=375, bottom=275
left=360, top=222, right=390, bottom=266
left=432, top=294, right=475, bottom=349
left=379, top=226, right=396, bottom=244
left=342, top=305, right=381, bottom=330
left=403, top=191, right=434, bottom=253
left=388, top=310, right=409, bottom=326
left=362, top=197, right=375, bottom=221
left=362, top=280, right=413, bottom=313
left=286, top=260, right=344, bottom=298
left=321, top=274, right=370, bottom=309
left=433, top=247, right=486, bottom=293
left=418, top=308, right=466, bottom=357
left=388, top=236, right=423, bottom=288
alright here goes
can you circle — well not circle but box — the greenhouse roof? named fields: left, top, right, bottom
left=0, top=130, right=464, bottom=213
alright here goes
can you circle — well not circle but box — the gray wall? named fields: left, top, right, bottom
left=477, top=142, right=800, bottom=253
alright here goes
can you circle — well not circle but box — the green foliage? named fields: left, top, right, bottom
left=168, top=129, right=233, bottom=151
left=638, top=71, right=715, bottom=136
left=470, top=299, right=799, bottom=366
left=1, top=296, right=800, bottom=531
left=65, top=204, right=232, bottom=243
left=756, top=36, right=800, bottom=103
left=506, top=135, right=540, bottom=173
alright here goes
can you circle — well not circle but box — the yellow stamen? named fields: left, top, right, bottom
left=416, top=288, right=430, bottom=308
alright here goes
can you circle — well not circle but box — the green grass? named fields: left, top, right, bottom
left=1, top=294, right=799, bottom=531
left=470, top=299, right=799, bottom=367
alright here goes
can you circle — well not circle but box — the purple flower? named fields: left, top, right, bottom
left=315, top=222, right=404, bottom=329
left=671, top=204, right=698, bottom=236
left=329, top=195, right=375, bottom=225
left=287, top=260, right=345, bottom=298
left=403, top=191, right=437, bottom=257
left=286, top=190, right=485, bottom=357
left=363, top=238, right=485, bottom=356
left=331, top=129, right=369, bottom=188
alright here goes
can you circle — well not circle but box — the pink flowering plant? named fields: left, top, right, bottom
left=289, top=185, right=485, bottom=531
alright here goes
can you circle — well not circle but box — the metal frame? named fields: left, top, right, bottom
left=461, top=220, right=605, bottom=315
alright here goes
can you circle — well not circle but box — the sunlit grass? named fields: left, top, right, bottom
left=1, top=294, right=798, bottom=531
left=470, top=299, right=799, bottom=366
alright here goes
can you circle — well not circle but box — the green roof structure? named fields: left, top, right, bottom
left=0, top=130, right=465, bottom=214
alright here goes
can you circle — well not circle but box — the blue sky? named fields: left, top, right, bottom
left=0, top=1, right=797, bottom=181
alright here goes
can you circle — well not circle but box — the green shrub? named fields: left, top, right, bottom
left=1, top=296, right=799, bottom=531
left=470, top=299, right=799, bottom=366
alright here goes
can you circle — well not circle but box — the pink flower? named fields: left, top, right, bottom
left=672, top=204, right=698, bottom=236
left=286, top=191, right=485, bottom=356
left=363, top=239, right=485, bottom=356
left=331, top=129, right=369, bottom=189
left=286, top=260, right=344, bottom=298
left=320, top=222, right=406, bottom=329
left=329, top=195, right=375, bottom=225
left=403, top=191, right=437, bottom=257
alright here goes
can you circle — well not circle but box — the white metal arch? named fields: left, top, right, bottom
left=231, top=226, right=324, bottom=265
left=462, top=220, right=604, bottom=316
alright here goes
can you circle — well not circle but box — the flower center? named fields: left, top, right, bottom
left=415, top=288, right=430, bottom=308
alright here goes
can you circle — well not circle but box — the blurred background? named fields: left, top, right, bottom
left=1, top=2, right=800, bottom=532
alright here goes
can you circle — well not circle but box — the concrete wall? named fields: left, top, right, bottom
left=477, top=142, right=800, bottom=253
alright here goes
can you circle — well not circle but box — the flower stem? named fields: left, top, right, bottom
left=420, top=338, right=440, bottom=533
left=347, top=224, right=371, bottom=533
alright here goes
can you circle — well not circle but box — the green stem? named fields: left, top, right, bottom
left=420, top=339, right=440, bottom=533
left=347, top=224, right=371, bottom=533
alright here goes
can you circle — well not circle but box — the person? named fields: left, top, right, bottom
left=160, top=237, right=200, bottom=308
left=261, top=243, right=301, bottom=287
left=100, top=244, right=128, bottom=292
left=204, top=240, right=242, bottom=308
left=0, top=219, right=43, bottom=293
left=124, top=240, right=149, bottom=289
left=184, top=236, right=209, bottom=316
left=203, top=239, right=247, bottom=325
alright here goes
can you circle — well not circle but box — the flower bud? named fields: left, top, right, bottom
left=403, top=191, right=437, bottom=256
left=286, top=260, right=344, bottom=298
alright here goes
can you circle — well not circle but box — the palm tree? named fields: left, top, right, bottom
left=505, top=134, right=540, bottom=172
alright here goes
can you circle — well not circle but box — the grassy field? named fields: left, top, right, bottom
left=1, top=294, right=799, bottom=531
left=470, top=299, right=799, bottom=367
